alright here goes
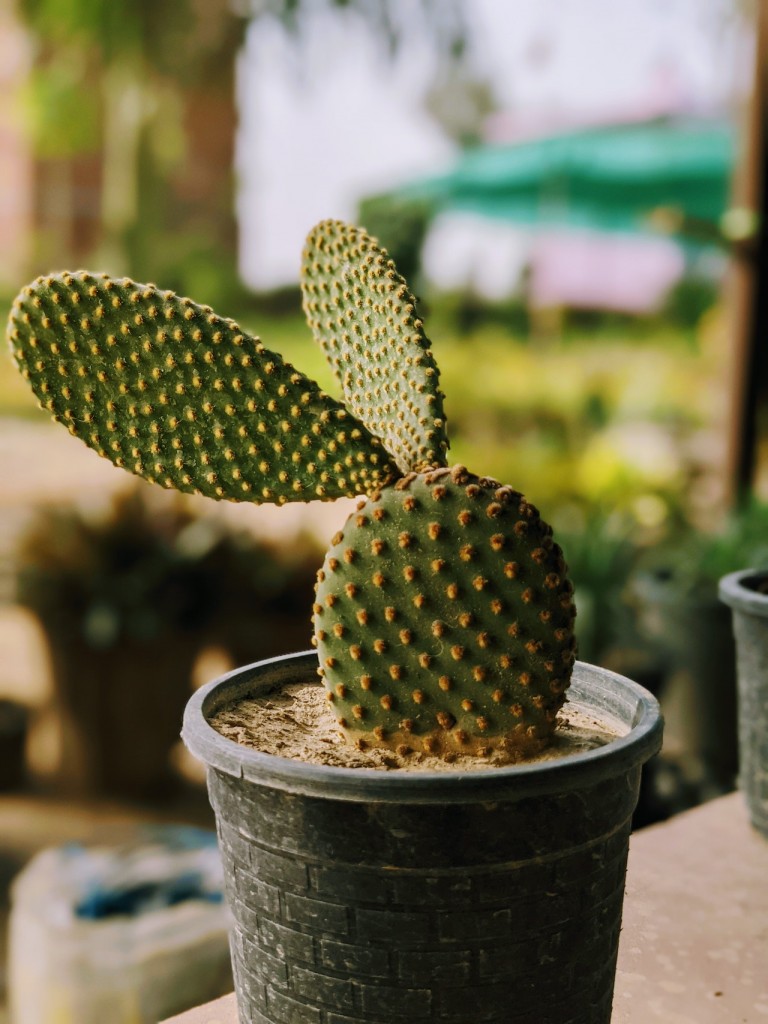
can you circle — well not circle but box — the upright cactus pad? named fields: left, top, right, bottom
left=8, top=272, right=398, bottom=503
left=6, top=219, right=577, bottom=758
left=301, top=220, right=449, bottom=474
left=314, top=465, right=576, bottom=755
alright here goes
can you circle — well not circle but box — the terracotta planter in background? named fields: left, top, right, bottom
left=43, top=627, right=198, bottom=800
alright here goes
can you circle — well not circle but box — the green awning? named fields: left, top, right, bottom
left=398, top=118, right=735, bottom=237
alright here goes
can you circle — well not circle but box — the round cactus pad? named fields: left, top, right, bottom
left=314, top=466, right=576, bottom=756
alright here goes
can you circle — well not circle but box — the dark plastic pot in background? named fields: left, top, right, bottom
left=0, top=699, right=28, bottom=791
left=183, top=651, right=663, bottom=1024
left=632, top=569, right=738, bottom=796
left=719, top=568, right=768, bottom=836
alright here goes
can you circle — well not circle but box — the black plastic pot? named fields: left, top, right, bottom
left=183, top=652, right=662, bottom=1024
left=719, top=568, right=768, bottom=836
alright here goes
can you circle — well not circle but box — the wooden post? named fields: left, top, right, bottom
left=725, top=1, right=768, bottom=503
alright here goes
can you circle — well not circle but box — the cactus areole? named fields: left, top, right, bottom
left=7, top=220, right=576, bottom=758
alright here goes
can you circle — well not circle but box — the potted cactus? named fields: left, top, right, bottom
left=7, top=221, right=662, bottom=1024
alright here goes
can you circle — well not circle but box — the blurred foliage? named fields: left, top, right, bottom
left=640, top=498, right=768, bottom=600
left=435, top=290, right=531, bottom=336
left=430, top=324, right=711, bottom=520
left=16, top=486, right=321, bottom=652
left=247, top=0, right=467, bottom=58
left=0, top=291, right=42, bottom=416
left=423, top=63, right=497, bottom=147
left=16, top=0, right=247, bottom=306
left=15, top=0, right=468, bottom=303
left=553, top=509, right=643, bottom=666
left=17, top=0, right=246, bottom=81
left=660, top=274, right=720, bottom=330
left=134, top=228, right=246, bottom=314
left=357, top=194, right=435, bottom=288
left=14, top=485, right=322, bottom=797
left=17, top=490, right=221, bottom=648
left=436, top=283, right=720, bottom=342
left=24, top=53, right=101, bottom=157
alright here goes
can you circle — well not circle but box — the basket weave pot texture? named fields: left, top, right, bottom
left=183, top=651, right=662, bottom=1024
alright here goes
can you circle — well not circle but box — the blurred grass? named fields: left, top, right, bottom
left=246, top=308, right=719, bottom=521
left=0, top=292, right=44, bottom=417
left=435, top=321, right=713, bottom=512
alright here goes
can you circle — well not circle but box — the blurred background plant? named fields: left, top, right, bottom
left=15, top=487, right=320, bottom=800
left=356, top=194, right=436, bottom=290
left=13, top=0, right=246, bottom=307
left=7, top=0, right=464, bottom=308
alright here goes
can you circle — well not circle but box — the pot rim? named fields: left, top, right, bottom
left=719, top=568, right=768, bottom=617
left=182, top=651, right=663, bottom=804
left=183, top=651, right=663, bottom=802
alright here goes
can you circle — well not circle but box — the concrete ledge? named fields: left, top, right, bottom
left=163, top=793, right=767, bottom=1024
left=614, top=791, right=767, bottom=1023
left=162, top=994, right=235, bottom=1024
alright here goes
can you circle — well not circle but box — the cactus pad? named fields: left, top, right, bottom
left=8, top=272, right=398, bottom=503
left=313, top=465, right=576, bottom=756
left=301, top=219, right=449, bottom=474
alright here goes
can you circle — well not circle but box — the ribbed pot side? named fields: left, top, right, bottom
left=183, top=652, right=663, bottom=1024
left=719, top=569, right=768, bottom=836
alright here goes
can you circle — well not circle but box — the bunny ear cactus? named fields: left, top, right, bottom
left=7, top=220, right=576, bottom=759
left=7, top=273, right=398, bottom=503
